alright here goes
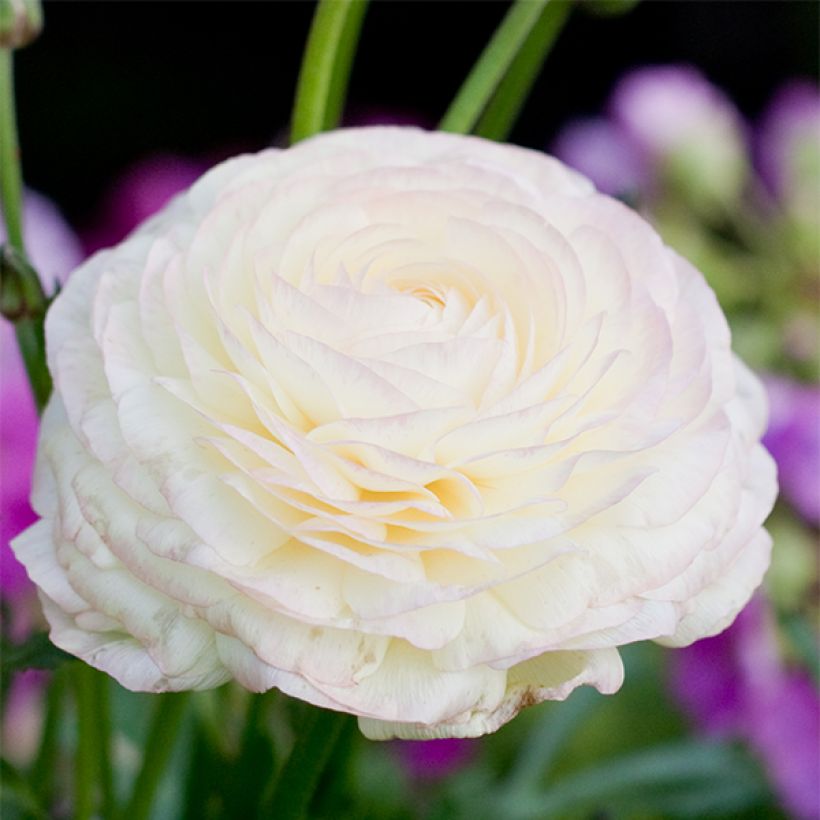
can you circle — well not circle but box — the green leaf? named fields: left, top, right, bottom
left=0, top=758, right=49, bottom=820
left=121, top=692, right=191, bottom=820
left=473, top=0, right=572, bottom=141
left=261, top=706, right=353, bottom=820
left=501, top=687, right=599, bottom=793
left=499, top=740, right=768, bottom=819
left=440, top=0, right=560, bottom=136
left=290, top=0, right=370, bottom=144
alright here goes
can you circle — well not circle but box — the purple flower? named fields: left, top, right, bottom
left=395, top=738, right=475, bottom=780
left=756, top=80, right=820, bottom=203
left=1, top=191, right=83, bottom=601
left=611, top=65, right=743, bottom=158
left=672, top=597, right=820, bottom=819
left=551, top=117, right=648, bottom=197
left=764, top=376, right=820, bottom=526
left=609, top=65, right=747, bottom=204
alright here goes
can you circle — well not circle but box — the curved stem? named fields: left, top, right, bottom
left=0, top=48, right=24, bottom=251
left=122, top=692, right=190, bottom=820
left=474, top=0, right=572, bottom=141
left=439, top=0, right=549, bottom=135
left=290, top=0, right=369, bottom=144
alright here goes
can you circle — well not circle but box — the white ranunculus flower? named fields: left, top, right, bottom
left=13, top=128, right=777, bottom=739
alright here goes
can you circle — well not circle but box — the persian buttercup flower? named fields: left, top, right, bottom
left=13, top=128, right=777, bottom=739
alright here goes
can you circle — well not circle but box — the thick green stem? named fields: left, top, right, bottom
left=122, top=692, right=190, bottom=820
left=439, top=0, right=550, bottom=135
left=31, top=668, right=67, bottom=809
left=290, top=0, right=369, bottom=144
left=14, top=317, right=50, bottom=411
left=1, top=50, right=53, bottom=412
left=73, top=664, right=98, bottom=820
left=263, top=707, right=352, bottom=820
left=474, top=0, right=572, bottom=141
left=94, top=671, right=116, bottom=819
left=0, top=48, right=24, bottom=251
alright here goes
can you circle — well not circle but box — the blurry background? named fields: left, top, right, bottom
left=15, top=1, right=819, bottom=228
left=3, top=3, right=818, bottom=819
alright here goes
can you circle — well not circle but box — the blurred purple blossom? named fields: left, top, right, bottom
left=1, top=191, right=83, bottom=601
left=764, top=376, right=820, bottom=526
left=756, top=80, right=820, bottom=202
left=395, top=738, right=475, bottom=780
left=552, top=65, right=748, bottom=205
left=551, top=117, right=647, bottom=196
left=609, top=65, right=744, bottom=160
left=672, top=597, right=820, bottom=820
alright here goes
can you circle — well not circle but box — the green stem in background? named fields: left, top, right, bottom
left=439, top=0, right=551, bottom=135
left=73, top=664, right=99, bottom=820
left=94, top=671, right=116, bottom=819
left=14, top=318, right=50, bottom=410
left=122, top=692, right=190, bottom=820
left=1, top=244, right=52, bottom=411
left=290, top=0, right=369, bottom=144
left=473, top=0, right=572, bottom=141
left=263, top=707, right=352, bottom=820
left=0, top=49, right=53, bottom=412
left=31, top=667, right=68, bottom=811
left=0, top=48, right=24, bottom=250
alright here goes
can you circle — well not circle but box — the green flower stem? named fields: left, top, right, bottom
left=31, top=667, right=67, bottom=809
left=14, top=317, right=50, bottom=411
left=1, top=50, right=53, bottom=412
left=474, top=0, right=572, bottom=141
left=290, top=0, right=369, bottom=144
left=0, top=48, right=24, bottom=251
left=73, top=664, right=98, bottom=820
left=122, top=692, right=190, bottom=820
left=263, top=707, right=352, bottom=820
left=94, top=671, right=116, bottom=819
left=439, top=0, right=550, bottom=135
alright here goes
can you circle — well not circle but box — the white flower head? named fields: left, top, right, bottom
left=13, top=128, right=776, bottom=739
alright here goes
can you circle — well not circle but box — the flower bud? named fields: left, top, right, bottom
left=0, top=243, right=47, bottom=322
left=0, top=0, right=42, bottom=50
left=611, top=65, right=748, bottom=210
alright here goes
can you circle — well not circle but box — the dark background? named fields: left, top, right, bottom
left=15, top=1, right=819, bottom=229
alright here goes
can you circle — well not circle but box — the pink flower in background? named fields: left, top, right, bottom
left=764, top=376, right=820, bottom=526
left=1, top=191, right=83, bottom=601
left=551, top=117, right=647, bottom=197
left=83, top=154, right=207, bottom=254
left=756, top=80, right=820, bottom=203
left=671, top=597, right=820, bottom=820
